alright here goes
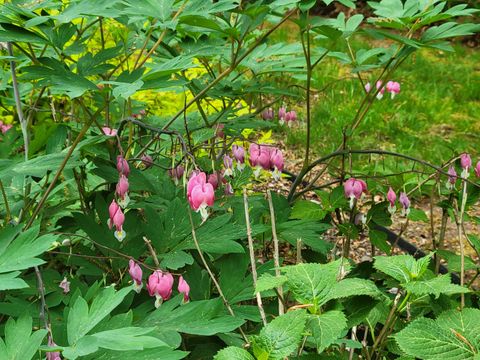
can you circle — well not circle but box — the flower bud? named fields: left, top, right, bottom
left=475, top=162, right=480, bottom=178
left=364, top=82, right=372, bottom=93
left=261, top=108, right=274, bottom=120
left=129, top=259, right=143, bottom=293
left=223, top=155, right=234, bottom=177
left=447, top=166, right=457, bottom=190
left=116, top=175, right=130, bottom=207
left=177, top=276, right=190, bottom=303
left=461, top=153, right=472, bottom=178
left=116, top=156, right=130, bottom=176
left=270, top=148, right=284, bottom=181
left=102, top=127, right=117, bottom=137
left=232, top=145, right=245, bottom=171
left=399, top=192, right=410, bottom=216
left=387, top=187, right=396, bottom=215
left=376, top=81, right=385, bottom=100
left=113, top=207, right=126, bottom=241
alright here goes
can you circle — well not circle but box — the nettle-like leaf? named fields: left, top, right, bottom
left=251, top=310, right=308, bottom=360
left=214, top=346, right=255, bottom=360
left=404, top=274, right=469, bottom=298
left=374, top=253, right=433, bottom=283
left=307, top=310, right=347, bottom=354
left=0, top=315, right=47, bottom=360
left=395, top=308, right=480, bottom=360
left=277, top=260, right=381, bottom=310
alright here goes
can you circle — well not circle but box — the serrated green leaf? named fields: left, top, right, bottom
left=255, top=273, right=287, bottom=293
left=404, top=274, right=469, bottom=298
left=214, top=346, right=255, bottom=360
left=251, top=310, right=308, bottom=360
left=308, top=311, right=347, bottom=353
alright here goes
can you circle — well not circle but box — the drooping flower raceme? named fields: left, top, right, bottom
left=399, top=192, right=410, bottom=216
left=461, top=153, right=472, bottom=178
left=344, top=178, right=367, bottom=208
left=147, top=271, right=174, bottom=308
left=387, top=187, right=396, bottom=215
left=447, top=166, right=458, bottom=190
left=223, top=155, right=234, bottom=177
left=386, top=81, right=400, bottom=99
left=270, top=149, right=284, bottom=181
left=232, top=144, right=245, bottom=171
left=177, top=276, right=190, bottom=303
left=187, top=172, right=215, bottom=221
left=128, top=259, right=143, bottom=293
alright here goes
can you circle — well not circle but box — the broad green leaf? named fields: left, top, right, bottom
left=251, top=310, right=308, bottom=360
left=308, top=311, right=347, bottom=353
left=404, top=274, right=469, bottom=298
left=256, top=273, right=287, bottom=293
left=67, top=286, right=132, bottom=344
left=395, top=315, right=477, bottom=359
left=374, top=253, right=433, bottom=284
left=325, top=278, right=382, bottom=302
left=214, top=346, right=255, bottom=360
left=0, top=315, right=47, bottom=360
left=290, top=200, right=327, bottom=220
left=0, top=272, right=28, bottom=291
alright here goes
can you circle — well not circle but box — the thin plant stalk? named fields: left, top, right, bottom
left=243, top=189, right=268, bottom=326
left=187, top=209, right=249, bottom=343
left=458, top=178, right=468, bottom=308
left=267, top=190, right=285, bottom=316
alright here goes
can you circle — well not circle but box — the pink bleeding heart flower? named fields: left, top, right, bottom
left=399, top=192, right=410, bottom=216
left=460, top=153, right=472, bottom=178
left=223, top=155, right=234, bottom=177
left=208, top=172, right=220, bottom=190
left=364, top=82, right=372, bottom=93
left=59, top=277, right=70, bottom=294
left=116, top=175, right=130, bottom=207
left=141, top=154, right=153, bottom=168
left=113, top=206, right=126, bottom=241
left=278, top=106, right=287, bottom=125
left=187, top=172, right=215, bottom=221
left=270, top=148, right=284, bottom=181
left=232, top=144, right=245, bottom=171
left=447, top=166, right=458, bottom=190
left=177, top=276, right=190, bottom=303
left=285, top=111, right=297, bottom=127
left=102, top=127, right=118, bottom=137
left=116, top=155, right=130, bottom=177
left=344, top=178, right=367, bottom=208
left=147, top=270, right=174, bottom=308
left=261, top=108, right=274, bottom=120
left=107, top=199, right=120, bottom=229
left=47, top=336, right=62, bottom=360
left=249, top=145, right=272, bottom=178
left=216, top=124, right=225, bottom=138
left=129, top=259, right=143, bottom=293
left=387, top=187, right=396, bottom=214
left=475, top=162, right=480, bottom=178
left=376, top=81, right=385, bottom=100
left=224, top=182, right=234, bottom=195
left=1, top=124, right=12, bottom=134
left=386, top=81, right=400, bottom=99
left=169, top=165, right=185, bottom=185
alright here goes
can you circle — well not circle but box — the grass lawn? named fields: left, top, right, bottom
left=279, top=28, right=480, bottom=166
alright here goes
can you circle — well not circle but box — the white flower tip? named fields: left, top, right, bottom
left=114, top=230, right=126, bottom=242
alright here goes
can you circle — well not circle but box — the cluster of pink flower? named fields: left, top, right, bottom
left=0, top=120, right=12, bottom=134
left=387, top=188, right=411, bottom=216
left=128, top=260, right=190, bottom=308
left=248, top=144, right=284, bottom=180
left=262, top=106, right=297, bottom=127
left=365, top=81, right=401, bottom=100
left=107, top=155, right=130, bottom=241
